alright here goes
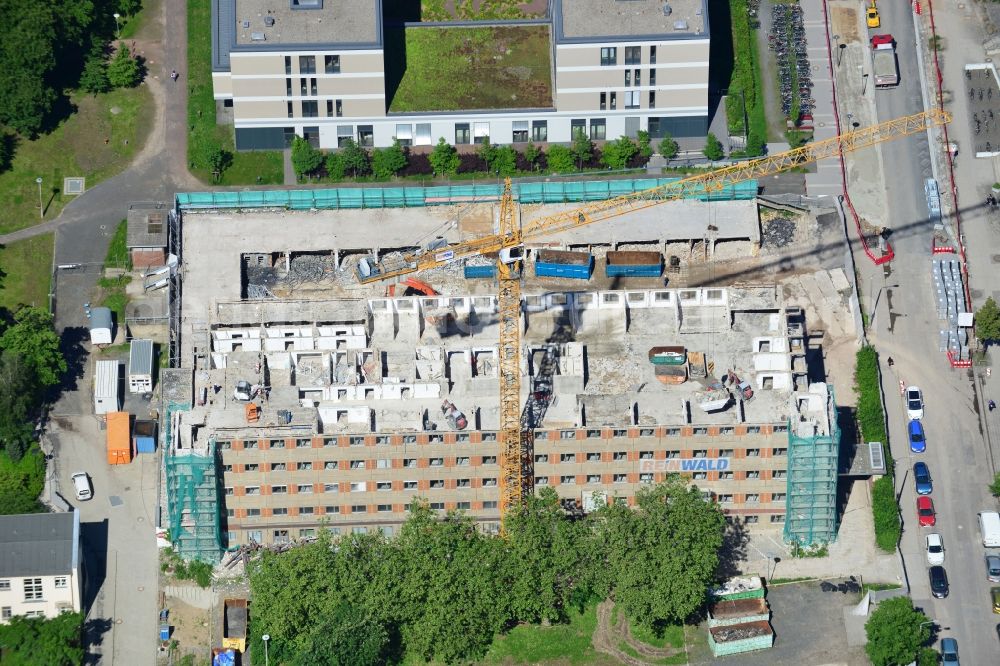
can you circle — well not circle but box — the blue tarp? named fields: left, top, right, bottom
left=213, top=649, right=236, bottom=666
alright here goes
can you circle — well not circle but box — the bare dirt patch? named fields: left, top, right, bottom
left=831, top=6, right=860, bottom=43
left=591, top=600, right=685, bottom=666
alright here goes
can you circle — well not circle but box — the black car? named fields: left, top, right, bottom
left=930, top=565, right=949, bottom=598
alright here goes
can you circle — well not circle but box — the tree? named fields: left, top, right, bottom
left=864, top=597, right=931, bottom=666
left=79, top=43, right=110, bottom=95
left=703, top=132, right=724, bottom=161
left=523, top=141, right=541, bottom=171
left=658, top=133, right=679, bottom=159
left=428, top=137, right=459, bottom=176
left=371, top=139, right=407, bottom=179
left=600, top=136, right=638, bottom=170
left=339, top=138, right=370, bottom=178
left=116, top=0, right=142, bottom=17
left=0, top=351, right=41, bottom=461
left=990, top=471, right=1000, bottom=498
left=291, top=603, right=388, bottom=666
left=0, top=307, right=66, bottom=387
left=206, top=146, right=233, bottom=182
left=976, top=296, right=1000, bottom=344
left=546, top=144, right=574, bottom=173
left=325, top=152, right=345, bottom=180
left=290, top=136, right=323, bottom=179
left=476, top=137, right=497, bottom=169
left=636, top=130, right=653, bottom=160
left=492, top=145, right=517, bottom=177
left=572, top=130, right=592, bottom=169
left=0, top=445, right=44, bottom=514
left=107, top=42, right=141, bottom=88
left=0, top=610, right=83, bottom=666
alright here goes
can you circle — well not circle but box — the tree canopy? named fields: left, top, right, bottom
left=864, top=597, right=931, bottom=666
left=249, top=479, right=725, bottom=664
left=0, top=611, right=84, bottom=666
left=371, top=140, right=408, bottom=179
left=703, top=133, right=724, bottom=161
left=0, top=307, right=67, bottom=387
left=976, top=296, right=1000, bottom=343
left=429, top=138, right=459, bottom=176
left=600, top=136, right=638, bottom=170
left=290, top=136, right=324, bottom=179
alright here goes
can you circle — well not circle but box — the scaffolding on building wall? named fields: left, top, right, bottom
left=164, top=402, right=223, bottom=562
left=782, top=387, right=841, bottom=547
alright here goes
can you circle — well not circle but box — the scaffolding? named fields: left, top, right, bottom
left=783, top=385, right=840, bottom=546
left=164, top=402, right=223, bottom=562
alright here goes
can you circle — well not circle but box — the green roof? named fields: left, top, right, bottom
left=387, top=25, right=553, bottom=113
left=384, top=0, right=548, bottom=22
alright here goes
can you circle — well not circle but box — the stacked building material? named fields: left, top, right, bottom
left=707, top=577, right=774, bottom=657
left=931, top=257, right=970, bottom=361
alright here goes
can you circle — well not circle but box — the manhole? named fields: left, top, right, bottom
left=108, top=495, right=124, bottom=507
left=63, top=177, right=85, bottom=195
left=991, top=255, right=1000, bottom=263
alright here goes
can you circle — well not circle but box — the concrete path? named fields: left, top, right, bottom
left=801, top=0, right=846, bottom=199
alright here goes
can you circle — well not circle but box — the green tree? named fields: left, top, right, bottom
left=976, top=296, right=1000, bottom=344
left=428, top=137, right=459, bottom=176
left=492, top=145, right=517, bottom=177
left=0, top=610, right=83, bottom=666
left=339, top=138, right=370, bottom=177
left=600, top=136, right=638, bottom=170
left=290, top=136, right=323, bottom=179
left=107, top=42, right=141, bottom=88
left=0, top=307, right=66, bottom=387
left=79, top=43, right=110, bottom=95
left=864, top=597, right=931, bottom=666
left=325, top=152, right=345, bottom=180
left=206, top=146, right=233, bottom=182
left=116, top=0, right=142, bottom=17
left=636, top=130, right=653, bottom=160
left=477, top=137, right=497, bottom=168
left=523, top=141, right=541, bottom=170
left=572, top=130, right=592, bottom=169
left=0, top=351, right=41, bottom=461
left=292, top=602, right=388, bottom=666
left=546, top=144, right=575, bottom=173
left=658, top=133, right=679, bottom=159
left=990, top=471, right=1000, bottom=497
left=0, top=445, right=44, bottom=514
left=371, top=139, right=407, bottom=179
left=703, top=132, right=724, bottom=161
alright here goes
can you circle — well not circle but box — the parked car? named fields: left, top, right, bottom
left=917, top=496, right=936, bottom=527
left=914, top=462, right=933, bottom=495
left=992, top=587, right=1000, bottom=614
left=990, top=555, right=1000, bottom=583
left=929, top=565, right=949, bottom=598
left=906, top=386, right=925, bottom=420
left=866, top=1, right=880, bottom=28
left=71, top=472, right=92, bottom=501
left=908, top=419, right=926, bottom=453
left=940, top=637, right=959, bottom=664
left=926, top=533, right=945, bottom=565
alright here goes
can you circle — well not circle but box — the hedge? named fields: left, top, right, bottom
left=724, top=0, right=767, bottom=156
left=855, top=346, right=899, bottom=552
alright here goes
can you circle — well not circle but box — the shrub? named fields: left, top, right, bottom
left=636, top=130, right=653, bottom=159
left=600, top=136, right=638, bottom=170
left=854, top=346, right=888, bottom=445
left=429, top=137, right=459, bottom=176
left=290, top=136, right=323, bottom=179
left=546, top=144, right=575, bottom=173
left=703, top=133, right=724, bottom=161
left=371, top=139, right=408, bottom=179
left=325, top=152, right=346, bottom=180
left=657, top=134, right=679, bottom=159
left=523, top=141, right=542, bottom=170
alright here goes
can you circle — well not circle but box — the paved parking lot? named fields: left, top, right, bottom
left=687, top=579, right=870, bottom=665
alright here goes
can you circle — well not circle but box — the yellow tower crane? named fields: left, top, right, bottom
left=358, top=108, right=951, bottom=526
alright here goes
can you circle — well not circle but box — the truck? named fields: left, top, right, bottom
left=871, top=35, right=899, bottom=88
left=221, top=598, right=248, bottom=654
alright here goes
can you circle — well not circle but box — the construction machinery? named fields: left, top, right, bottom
left=357, top=109, right=951, bottom=526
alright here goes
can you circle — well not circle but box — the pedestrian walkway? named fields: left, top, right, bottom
left=801, top=0, right=843, bottom=199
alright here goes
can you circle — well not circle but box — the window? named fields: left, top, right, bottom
left=587, top=474, right=601, bottom=483
left=473, top=122, right=490, bottom=144
left=325, top=506, right=340, bottom=514
left=350, top=460, right=365, bottom=470
left=771, top=515, right=785, bottom=523
left=245, top=463, right=258, bottom=472
left=625, top=46, right=641, bottom=65
left=247, top=508, right=261, bottom=517
left=310, top=78, right=318, bottom=95
left=625, top=91, right=640, bottom=110
left=457, top=501, right=471, bottom=510
left=456, top=433, right=470, bottom=442
left=613, top=451, right=627, bottom=461
left=297, top=462, right=312, bottom=471
left=296, top=438, right=311, bottom=448
left=586, top=429, right=602, bottom=439
left=323, top=483, right=339, bottom=493
left=720, top=471, right=734, bottom=479
left=586, top=452, right=601, bottom=462
left=24, top=611, right=44, bottom=618
left=455, top=123, right=471, bottom=144
left=773, top=448, right=788, bottom=456
left=693, top=450, right=707, bottom=458
left=534, top=454, right=549, bottom=463
left=774, top=470, right=787, bottom=479
left=634, top=69, right=640, bottom=86
left=693, top=472, right=707, bottom=480
left=352, top=526, right=368, bottom=534
left=613, top=474, right=627, bottom=483
left=287, top=101, right=294, bottom=118
left=665, top=428, right=680, bottom=437
left=746, top=494, right=760, bottom=503
left=416, top=123, right=432, bottom=146
left=299, top=55, right=316, bottom=74
left=54, top=577, right=67, bottom=589
left=430, top=502, right=445, bottom=510
left=395, top=124, right=413, bottom=147
left=225, top=487, right=234, bottom=496
left=378, top=504, right=392, bottom=513
left=272, top=485, right=288, bottom=494
left=226, top=509, right=235, bottom=518
left=272, top=507, right=288, bottom=516
left=746, top=426, right=761, bottom=434
left=483, top=500, right=498, bottom=509
left=531, top=120, right=547, bottom=142
left=610, top=92, right=617, bottom=110
left=774, top=424, right=789, bottom=433
left=271, top=462, right=286, bottom=471
left=650, top=45, right=657, bottom=64
left=720, top=449, right=735, bottom=457
left=639, top=451, right=654, bottom=460
left=23, top=578, right=42, bottom=601
left=745, top=515, right=760, bottom=524
left=350, top=482, right=366, bottom=492
left=746, top=471, right=760, bottom=479
left=429, top=479, right=444, bottom=489
left=430, top=457, right=444, bottom=467
left=246, top=486, right=260, bottom=495
left=625, top=69, right=631, bottom=86
left=325, top=55, right=340, bottom=73
left=351, top=504, right=367, bottom=513
left=0, top=580, right=9, bottom=591
left=600, top=92, right=607, bottom=111
left=535, top=476, right=549, bottom=486
left=299, top=527, right=316, bottom=536
left=590, top=119, right=606, bottom=140
left=747, top=448, right=761, bottom=457
left=375, top=435, right=390, bottom=446
left=649, top=69, right=656, bottom=86
left=376, top=459, right=390, bottom=469
left=600, top=47, right=617, bottom=66
left=666, top=450, right=680, bottom=459
left=297, top=484, right=313, bottom=493
left=649, top=91, right=656, bottom=108
left=483, top=477, right=497, bottom=487
left=773, top=493, right=786, bottom=501
left=560, top=430, right=575, bottom=440
left=358, top=125, right=374, bottom=147
left=512, top=120, right=529, bottom=142
left=349, top=436, right=365, bottom=447
left=560, top=475, right=576, bottom=484
left=456, top=456, right=470, bottom=466
left=571, top=118, right=586, bottom=139
left=560, top=453, right=575, bottom=463
left=719, top=494, right=734, bottom=504
left=640, top=473, right=653, bottom=483
left=285, top=56, right=292, bottom=74
left=403, top=480, right=418, bottom=490
left=1, top=608, right=10, bottom=621
left=403, top=458, right=417, bottom=468
left=456, top=478, right=471, bottom=488
left=286, top=78, right=293, bottom=96
left=482, top=456, right=497, bottom=465
left=302, top=100, right=318, bottom=117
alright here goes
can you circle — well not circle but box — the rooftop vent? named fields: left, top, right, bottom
left=264, top=15, right=275, bottom=26
left=250, top=31, right=266, bottom=41
left=673, top=19, right=688, bottom=30
left=242, top=20, right=250, bottom=28
left=662, top=3, right=672, bottom=16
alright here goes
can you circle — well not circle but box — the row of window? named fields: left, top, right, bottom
left=0, top=577, right=66, bottom=602
left=600, top=46, right=656, bottom=67
left=286, top=55, right=340, bottom=75
left=229, top=500, right=492, bottom=519
left=598, top=90, right=654, bottom=111
left=218, top=425, right=788, bottom=450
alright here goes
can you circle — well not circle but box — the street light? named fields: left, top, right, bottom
left=35, top=177, right=43, bottom=219
left=262, top=634, right=270, bottom=666
left=113, top=12, right=121, bottom=40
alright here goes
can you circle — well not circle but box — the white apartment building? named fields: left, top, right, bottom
left=0, top=511, right=83, bottom=622
left=210, top=0, right=711, bottom=150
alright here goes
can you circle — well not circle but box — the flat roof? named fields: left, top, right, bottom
left=0, top=511, right=78, bottom=577
left=556, top=0, right=707, bottom=41
left=126, top=202, right=169, bottom=248
left=130, top=339, right=154, bottom=377
left=232, top=0, right=379, bottom=46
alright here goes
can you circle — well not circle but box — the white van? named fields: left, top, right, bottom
left=71, top=472, right=92, bottom=501
left=978, top=511, right=1000, bottom=547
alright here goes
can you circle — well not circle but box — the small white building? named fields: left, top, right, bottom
left=94, top=360, right=121, bottom=415
left=128, top=339, right=154, bottom=394
left=0, top=510, right=82, bottom=622
left=89, top=307, right=113, bottom=346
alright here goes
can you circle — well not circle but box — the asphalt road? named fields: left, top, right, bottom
left=868, top=1, right=999, bottom=662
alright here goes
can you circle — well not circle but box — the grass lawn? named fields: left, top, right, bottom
left=482, top=603, right=605, bottom=664
left=0, top=86, right=153, bottom=235
left=187, top=0, right=283, bottom=185
left=388, top=26, right=552, bottom=112
left=630, top=621, right=685, bottom=650
left=724, top=0, right=768, bottom=151
left=0, top=235, right=54, bottom=311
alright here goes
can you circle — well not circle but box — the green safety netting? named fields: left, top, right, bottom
left=175, top=177, right=758, bottom=211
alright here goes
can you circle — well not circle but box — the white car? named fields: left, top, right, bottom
left=906, top=386, right=924, bottom=420
left=71, top=472, right=92, bottom=501
left=926, top=533, right=944, bottom=565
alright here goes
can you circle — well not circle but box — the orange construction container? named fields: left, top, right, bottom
left=106, top=412, right=132, bottom=465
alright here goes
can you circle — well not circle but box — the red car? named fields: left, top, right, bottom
left=917, top=496, right=936, bottom=527
left=871, top=34, right=895, bottom=49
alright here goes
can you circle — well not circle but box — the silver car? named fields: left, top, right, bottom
left=987, top=555, right=1000, bottom=583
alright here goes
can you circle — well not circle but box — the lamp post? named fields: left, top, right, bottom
left=262, top=634, right=270, bottom=666
left=113, top=12, right=121, bottom=40
left=833, top=35, right=843, bottom=67
left=870, top=283, right=899, bottom=332
left=35, top=177, right=43, bottom=219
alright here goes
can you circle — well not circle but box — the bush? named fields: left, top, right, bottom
left=429, top=137, right=459, bottom=176
left=371, top=139, right=407, bottom=179
left=546, top=144, right=575, bottom=173
left=657, top=134, right=679, bottom=159
left=854, top=346, right=888, bottom=445
left=872, top=476, right=900, bottom=551
left=725, top=0, right=767, bottom=155
left=636, top=130, right=653, bottom=160
left=703, top=133, right=724, bottom=161
left=291, top=136, right=323, bottom=179
left=600, top=136, right=638, bottom=170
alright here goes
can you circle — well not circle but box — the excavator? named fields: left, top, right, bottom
left=357, top=108, right=951, bottom=526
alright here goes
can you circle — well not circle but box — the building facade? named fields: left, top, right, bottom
left=211, top=0, right=711, bottom=150
left=0, top=511, right=83, bottom=622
